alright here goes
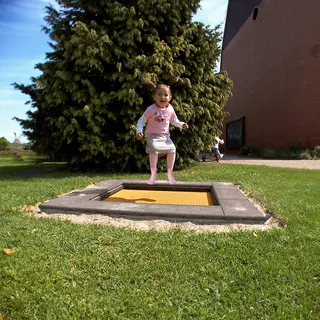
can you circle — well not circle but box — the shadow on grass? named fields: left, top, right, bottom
left=0, top=160, right=132, bottom=182
left=0, top=161, right=77, bottom=181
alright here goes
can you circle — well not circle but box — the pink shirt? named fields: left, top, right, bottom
left=136, top=103, right=185, bottom=136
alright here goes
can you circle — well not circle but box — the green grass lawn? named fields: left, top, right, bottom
left=0, top=159, right=319, bottom=319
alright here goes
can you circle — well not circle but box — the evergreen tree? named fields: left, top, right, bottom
left=13, top=0, right=232, bottom=172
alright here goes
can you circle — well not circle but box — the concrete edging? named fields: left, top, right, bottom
left=39, top=180, right=270, bottom=223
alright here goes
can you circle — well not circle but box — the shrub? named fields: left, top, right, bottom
left=299, top=150, right=313, bottom=160
left=0, top=137, right=10, bottom=151
left=261, top=149, right=276, bottom=159
left=239, top=145, right=259, bottom=157
left=290, top=140, right=302, bottom=153
left=313, top=146, right=320, bottom=157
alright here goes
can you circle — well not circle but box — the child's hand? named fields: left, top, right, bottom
left=182, top=123, right=188, bottom=129
left=137, top=133, right=143, bottom=140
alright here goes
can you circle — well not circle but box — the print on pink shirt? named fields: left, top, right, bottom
left=152, top=111, right=165, bottom=123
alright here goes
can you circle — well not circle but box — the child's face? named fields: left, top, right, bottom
left=153, top=86, right=171, bottom=108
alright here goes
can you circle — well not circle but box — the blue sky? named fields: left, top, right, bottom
left=0, top=0, right=228, bottom=143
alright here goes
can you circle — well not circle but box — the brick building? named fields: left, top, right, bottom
left=221, top=0, right=320, bottom=152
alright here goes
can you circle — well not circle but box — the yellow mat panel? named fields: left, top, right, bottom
left=104, top=189, right=215, bottom=206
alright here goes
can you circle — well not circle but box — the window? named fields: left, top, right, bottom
left=226, top=117, right=245, bottom=149
left=253, top=7, right=259, bottom=20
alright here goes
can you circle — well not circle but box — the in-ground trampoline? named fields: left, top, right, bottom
left=39, top=180, right=270, bottom=223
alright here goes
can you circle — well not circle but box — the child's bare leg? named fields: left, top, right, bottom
left=166, top=152, right=176, bottom=184
left=148, top=153, right=158, bottom=184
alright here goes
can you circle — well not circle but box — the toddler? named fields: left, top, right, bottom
left=211, top=136, right=224, bottom=161
left=136, top=83, right=188, bottom=184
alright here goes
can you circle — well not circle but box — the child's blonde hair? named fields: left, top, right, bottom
left=143, top=77, right=171, bottom=95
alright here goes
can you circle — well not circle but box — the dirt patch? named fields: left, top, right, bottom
left=20, top=201, right=283, bottom=235
left=37, top=211, right=281, bottom=233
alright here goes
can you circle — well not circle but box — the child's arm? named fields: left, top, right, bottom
left=170, top=111, right=188, bottom=129
left=136, top=115, right=147, bottom=140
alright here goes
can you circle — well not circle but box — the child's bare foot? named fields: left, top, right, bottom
left=168, top=175, right=177, bottom=184
left=147, top=176, right=156, bottom=184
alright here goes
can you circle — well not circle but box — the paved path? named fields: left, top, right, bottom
left=200, top=153, right=320, bottom=170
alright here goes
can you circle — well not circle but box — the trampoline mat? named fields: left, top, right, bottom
left=104, top=189, right=215, bottom=206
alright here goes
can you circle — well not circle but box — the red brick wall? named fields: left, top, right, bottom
left=221, top=0, right=320, bottom=150
left=222, top=0, right=263, bottom=50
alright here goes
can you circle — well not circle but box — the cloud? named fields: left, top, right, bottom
left=0, top=99, right=28, bottom=108
left=0, top=72, right=34, bottom=81
left=0, top=89, right=31, bottom=116
left=0, top=21, right=39, bottom=32
left=0, top=57, right=44, bottom=89
left=0, top=83, right=32, bottom=108
left=0, top=57, right=45, bottom=69
left=194, top=0, right=228, bottom=28
left=23, top=0, right=60, bottom=19
left=0, top=90, right=32, bottom=105
left=0, top=0, right=60, bottom=35
left=0, top=89, right=22, bottom=97
left=39, top=0, right=59, bottom=6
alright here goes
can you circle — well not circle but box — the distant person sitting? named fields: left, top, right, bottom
left=211, top=136, right=224, bottom=162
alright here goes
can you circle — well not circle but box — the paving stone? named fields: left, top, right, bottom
left=214, top=188, right=247, bottom=200
left=39, top=180, right=269, bottom=223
